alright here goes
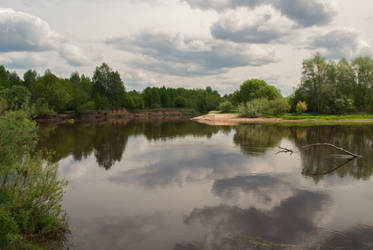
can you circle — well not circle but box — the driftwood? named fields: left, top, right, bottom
left=301, top=143, right=362, bottom=158
left=276, top=146, right=295, bottom=155
left=276, top=143, right=362, bottom=159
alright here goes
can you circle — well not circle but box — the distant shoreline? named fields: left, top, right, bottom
left=191, top=113, right=373, bottom=126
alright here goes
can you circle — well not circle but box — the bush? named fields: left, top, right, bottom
left=239, top=98, right=269, bottom=118
left=218, top=101, right=234, bottom=113
left=265, top=98, right=291, bottom=115
left=0, top=110, right=68, bottom=248
left=296, top=101, right=308, bottom=114
left=35, top=98, right=55, bottom=116
left=334, top=98, right=354, bottom=114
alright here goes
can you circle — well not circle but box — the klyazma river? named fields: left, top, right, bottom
left=38, top=121, right=373, bottom=250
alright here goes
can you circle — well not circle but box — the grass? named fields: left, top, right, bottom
left=264, top=113, right=373, bottom=121
left=209, top=109, right=239, bottom=114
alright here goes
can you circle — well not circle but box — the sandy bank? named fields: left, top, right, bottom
left=191, top=113, right=373, bottom=126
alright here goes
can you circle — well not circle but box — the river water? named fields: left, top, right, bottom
left=38, top=121, right=373, bottom=250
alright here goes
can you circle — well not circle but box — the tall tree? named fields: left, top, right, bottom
left=92, top=63, right=126, bottom=109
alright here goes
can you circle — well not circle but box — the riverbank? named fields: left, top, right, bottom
left=36, top=108, right=195, bottom=124
left=191, top=113, right=373, bottom=126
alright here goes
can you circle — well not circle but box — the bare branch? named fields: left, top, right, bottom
left=302, top=143, right=362, bottom=158
left=276, top=146, right=295, bottom=155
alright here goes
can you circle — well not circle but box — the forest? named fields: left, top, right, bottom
left=0, top=63, right=222, bottom=116
left=1, top=54, right=373, bottom=117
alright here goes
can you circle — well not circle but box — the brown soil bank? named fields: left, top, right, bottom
left=191, top=113, right=373, bottom=126
left=36, top=109, right=194, bottom=124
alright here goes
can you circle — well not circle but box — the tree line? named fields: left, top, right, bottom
left=223, top=54, right=373, bottom=116
left=290, top=54, right=373, bottom=114
left=0, top=63, right=222, bottom=116
left=1, top=54, right=373, bottom=117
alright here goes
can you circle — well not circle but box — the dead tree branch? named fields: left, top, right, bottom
left=276, top=147, right=295, bottom=155
left=302, top=143, right=362, bottom=158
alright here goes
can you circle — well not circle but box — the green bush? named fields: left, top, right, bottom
left=0, top=110, right=68, bottom=248
left=334, top=98, right=354, bottom=114
left=239, top=98, right=269, bottom=118
left=265, top=98, right=291, bottom=115
left=35, top=98, right=55, bottom=116
left=296, top=101, right=308, bottom=114
left=218, top=101, right=234, bottom=113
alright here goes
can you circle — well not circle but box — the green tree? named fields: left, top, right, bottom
left=31, top=70, right=73, bottom=112
left=0, top=85, right=31, bottom=111
left=238, top=79, right=281, bottom=103
left=23, top=69, right=38, bottom=89
left=92, top=63, right=126, bottom=109
left=218, top=101, right=234, bottom=113
left=70, top=73, right=95, bottom=113
left=0, top=66, right=11, bottom=90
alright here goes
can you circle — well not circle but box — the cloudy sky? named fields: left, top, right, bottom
left=1, top=0, right=373, bottom=95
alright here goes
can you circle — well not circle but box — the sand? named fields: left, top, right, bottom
left=191, top=113, right=373, bottom=126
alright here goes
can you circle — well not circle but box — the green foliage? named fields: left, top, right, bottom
left=71, top=73, right=94, bottom=113
left=218, top=101, right=234, bottom=113
left=296, top=101, right=307, bottom=114
left=174, top=96, right=187, bottom=108
left=92, top=63, right=126, bottom=109
left=31, top=71, right=73, bottom=112
left=239, top=98, right=269, bottom=118
left=265, top=98, right=290, bottom=115
left=0, top=110, right=68, bottom=248
left=334, top=97, right=354, bottom=114
left=0, top=85, right=31, bottom=111
left=23, top=70, right=38, bottom=88
left=238, top=79, right=281, bottom=104
left=293, top=54, right=373, bottom=114
left=238, top=98, right=290, bottom=117
left=35, top=98, right=55, bottom=116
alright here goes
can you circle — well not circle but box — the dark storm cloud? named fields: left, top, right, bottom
left=106, top=31, right=276, bottom=76
left=183, top=0, right=335, bottom=27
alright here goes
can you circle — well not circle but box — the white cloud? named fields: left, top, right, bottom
left=0, top=8, right=88, bottom=67
left=307, top=29, right=373, bottom=59
left=182, top=0, right=336, bottom=27
left=210, top=6, right=294, bottom=44
left=106, top=31, right=277, bottom=76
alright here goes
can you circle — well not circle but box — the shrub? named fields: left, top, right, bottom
left=0, top=110, right=68, bottom=248
left=265, top=98, right=291, bottom=115
left=296, top=101, right=308, bottom=114
left=334, top=98, right=354, bottom=114
left=35, top=98, right=55, bottom=116
left=239, top=98, right=269, bottom=118
left=218, top=101, right=234, bottom=113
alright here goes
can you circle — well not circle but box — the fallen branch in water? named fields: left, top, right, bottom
left=276, top=146, right=295, bottom=155
left=276, top=143, right=362, bottom=159
left=302, top=143, right=362, bottom=158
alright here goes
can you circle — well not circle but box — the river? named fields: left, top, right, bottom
left=38, top=121, right=373, bottom=250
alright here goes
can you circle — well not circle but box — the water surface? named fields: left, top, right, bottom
left=38, top=121, right=373, bottom=249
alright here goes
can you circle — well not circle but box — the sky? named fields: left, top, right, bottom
left=0, top=0, right=373, bottom=95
